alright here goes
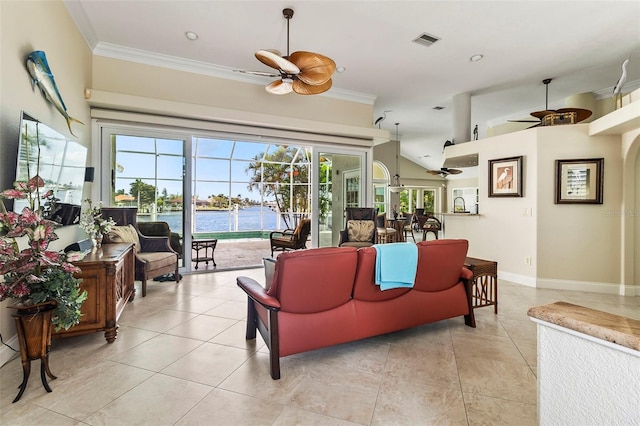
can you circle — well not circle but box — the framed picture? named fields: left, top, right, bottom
left=555, top=158, right=604, bottom=204
left=489, top=156, right=523, bottom=197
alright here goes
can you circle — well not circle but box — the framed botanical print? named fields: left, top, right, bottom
left=488, top=156, right=523, bottom=197
left=555, top=158, right=603, bottom=204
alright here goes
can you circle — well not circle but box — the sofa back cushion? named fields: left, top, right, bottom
left=104, top=224, right=141, bottom=252
left=269, top=247, right=358, bottom=313
left=414, top=239, right=468, bottom=292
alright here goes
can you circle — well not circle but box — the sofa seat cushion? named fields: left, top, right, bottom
left=105, top=224, right=141, bottom=252
left=271, top=235, right=295, bottom=247
left=137, top=251, right=177, bottom=270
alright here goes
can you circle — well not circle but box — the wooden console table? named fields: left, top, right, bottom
left=53, top=243, right=135, bottom=343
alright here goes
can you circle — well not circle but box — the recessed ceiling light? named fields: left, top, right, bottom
left=185, top=31, right=199, bottom=41
left=336, top=66, right=346, bottom=73
left=470, top=54, right=483, bottom=62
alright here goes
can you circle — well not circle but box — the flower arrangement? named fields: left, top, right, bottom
left=79, top=199, right=115, bottom=245
left=0, top=176, right=87, bottom=331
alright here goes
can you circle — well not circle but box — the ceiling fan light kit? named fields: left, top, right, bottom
left=241, top=8, right=336, bottom=96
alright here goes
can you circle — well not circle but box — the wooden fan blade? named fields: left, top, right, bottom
left=289, top=51, right=336, bottom=85
left=265, top=80, right=293, bottom=95
left=530, top=110, right=557, bottom=120
left=292, top=78, right=332, bottom=95
left=233, top=69, right=280, bottom=77
left=508, top=119, right=541, bottom=123
left=427, top=170, right=442, bottom=175
left=447, top=169, right=463, bottom=175
left=555, top=108, right=593, bottom=122
left=255, top=50, right=300, bottom=74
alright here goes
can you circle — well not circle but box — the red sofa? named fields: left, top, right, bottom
left=236, top=239, right=475, bottom=379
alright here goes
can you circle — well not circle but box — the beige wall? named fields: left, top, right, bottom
left=444, top=121, right=638, bottom=294
left=445, top=130, right=539, bottom=283
left=0, top=0, right=93, bottom=364
left=92, top=56, right=374, bottom=128
left=536, top=126, right=621, bottom=286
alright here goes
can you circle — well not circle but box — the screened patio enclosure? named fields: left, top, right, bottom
left=110, top=134, right=314, bottom=238
left=101, top=121, right=370, bottom=272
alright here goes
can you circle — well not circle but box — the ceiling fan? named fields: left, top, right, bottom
left=234, top=8, right=336, bottom=95
left=427, top=167, right=463, bottom=177
left=509, top=78, right=592, bottom=128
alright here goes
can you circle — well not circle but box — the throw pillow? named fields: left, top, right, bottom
left=347, top=220, right=375, bottom=242
left=105, top=224, right=141, bottom=252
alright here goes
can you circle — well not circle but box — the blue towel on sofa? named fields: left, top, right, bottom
left=373, top=243, right=418, bottom=290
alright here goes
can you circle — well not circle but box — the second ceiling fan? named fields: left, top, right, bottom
left=509, top=78, right=592, bottom=128
left=427, top=167, right=462, bottom=177
left=235, top=8, right=336, bottom=95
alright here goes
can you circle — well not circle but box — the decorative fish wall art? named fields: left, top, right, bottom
left=26, top=50, right=83, bottom=137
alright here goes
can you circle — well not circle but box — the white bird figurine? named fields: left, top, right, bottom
left=613, top=58, right=629, bottom=109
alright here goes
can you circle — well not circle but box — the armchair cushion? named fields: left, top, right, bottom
left=347, top=220, right=375, bottom=242
left=105, top=225, right=141, bottom=252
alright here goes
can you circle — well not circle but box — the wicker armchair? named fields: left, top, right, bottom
left=338, top=207, right=378, bottom=247
left=101, top=207, right=180, bottom=297
left=270, top=219, right=311, bottom=257
left=137, top=221, right=183, bottom=258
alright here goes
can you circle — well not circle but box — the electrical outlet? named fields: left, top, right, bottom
left=525, top=257, right=532, bottom=265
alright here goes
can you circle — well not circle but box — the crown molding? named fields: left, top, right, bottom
left=92, top=42, right=377, bottom=105
left=63, top=0, right=98, bottom=49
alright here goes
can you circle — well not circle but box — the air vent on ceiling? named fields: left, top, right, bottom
left=413, top=33, right=440, bottom=47
left=433, top=106, right=445, bottom=110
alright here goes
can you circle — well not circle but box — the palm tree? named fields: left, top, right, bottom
left=246, top=145, right=310, bottom=229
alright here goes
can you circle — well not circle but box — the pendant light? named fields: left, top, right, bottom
left=389, top=122, right=404, bottom=193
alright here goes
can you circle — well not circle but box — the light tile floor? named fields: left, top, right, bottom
left=1, top=269, right=638, bottom=425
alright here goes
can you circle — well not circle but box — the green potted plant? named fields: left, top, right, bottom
left=0, top=175, right=87, bottom=402
left=0, top=176, right=87, bottom=329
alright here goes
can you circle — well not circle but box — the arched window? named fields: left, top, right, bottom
left=373, top=161, right=390, bottom=214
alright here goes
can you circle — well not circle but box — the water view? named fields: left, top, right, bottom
left=137, top=206, right=281, bottom=233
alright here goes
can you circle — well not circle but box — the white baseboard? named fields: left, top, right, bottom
left=499, top=270, right=638, bottom=296
left=536, top=278, right=631, bottom=295
left=0, top=334, right=20, bottom=368
left=498, top=271, right=537, bottom=287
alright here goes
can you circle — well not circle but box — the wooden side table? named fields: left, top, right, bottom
left=464, top=257, right=498, bottom=314
left=192, top=239, right=218, bottom=270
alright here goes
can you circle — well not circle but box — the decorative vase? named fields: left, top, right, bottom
left=91, top=232, right=103, bottom=249
left=8, top=301, right=58, bottom=403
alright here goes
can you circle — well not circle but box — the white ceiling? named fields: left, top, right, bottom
left=64, top=0, right=640, bottom=172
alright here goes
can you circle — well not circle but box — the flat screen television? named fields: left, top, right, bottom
left=14, top=112, right=87, bottom=225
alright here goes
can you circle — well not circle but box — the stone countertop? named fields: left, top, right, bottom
left=527, top=301, right=640, bottom=352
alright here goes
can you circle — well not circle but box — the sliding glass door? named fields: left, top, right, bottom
left=101, top=127, right=187, bottom=267
left=313, top=149, right=370, bottom=247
